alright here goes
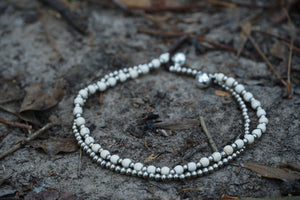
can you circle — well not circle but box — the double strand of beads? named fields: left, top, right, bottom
left=72, top=52, right=268, bottom=181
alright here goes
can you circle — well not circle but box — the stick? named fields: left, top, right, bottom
left=241, top=25, right=287, bottom=87
left=0, top=118, right=32, bottom=130
left=0, top=122, right=53, bottom=160
left=199, top=116, right=218, bottom=152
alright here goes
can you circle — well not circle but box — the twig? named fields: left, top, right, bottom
left=0, top=118, right=32, bottom=130
left=199, top=116, right=218, bottom=152
left=36, top=7, right=63, bottom=58
left=138, top=29, right=255, bottom=59
left=38, top=0, right=88, bottom=34
left=144, top=140, right=151, bottom=151
left=177, top=188, right=202, bottom=193
left=241, top=25, right=287, bottom=87
left=283, top=8, right=294, bottom=99
left=0, top=122, right=53, bottom=160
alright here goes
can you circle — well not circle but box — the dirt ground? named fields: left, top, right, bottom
left=0, top=0, right=300, bottom=199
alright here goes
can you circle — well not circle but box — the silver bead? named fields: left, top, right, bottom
left=115, top=166, right=121, bottom=173
left=129, top=163, right=135, bottom=168
left=86, top=149, right=92, bottom=154
left=78, top=140, right=83, bottom=145
left=243, top=138, right=248, bottom=144
left=137, top=171, right=143, bottom=177
left=106, top=155, right=111, bottom=160
left=167, top=174, right=173, bottom=180
left=110, top=164, right=115, bottom=171
left=231, top=143, right=237, bottom=149
left=208, top=166, right=214, bottom=172
left=223, top=158, right=228, bottom=164
left=218, top=161, right=223, bottom=167
left=126, top=168, right=132, bottom=175
left=232, top=153, right=237, bottom=158
left=197, top=169, right=203, bottom=176
left=179, top=174, right=185, bottom=180
left=191, top=171, right=197, bottom=177
left=142, top=166, right=147, bottom=171
left=173, top=174, right=179, bottom=180
left=92, top=155, right=99, bottom=162
left=196, top=162, right=201, bottom=168
left=203, top=168, right=209, bottom=174
left=213, top=164, right=218, bottom=169
left=132, top=169, right=137, bottom=176
left=105, top=162, right=111, bottom=168
left=208, top=156, right=213, bottom=162
left=170, top=169, right=175, bottom=174
left=143, top=172, right=149, bottom=178
left=185, top=172, right=191, bottom=179
left=172, top=52, right=186, bottom=65
left=196, top=72, right=211, bottom=88
left=183, top=165, right=188, bottom=171
left=156, top=167, right=161, bottom=173
left=161, top=175, right=167, bottom=181
left=97, top=158, right=103, bottom=164
left=221, top=151, right=226, bottom=157
left=155, top=174, right=161, bottom=181
left=100, top=160, right=106, bottom=167
left=89, top=152, right=95, bottom=157
left=120, top=167, right=126, bottom=174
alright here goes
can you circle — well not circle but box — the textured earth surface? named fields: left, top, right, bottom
left=0, top=0, right=299, bottom=199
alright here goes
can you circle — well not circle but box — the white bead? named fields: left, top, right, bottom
left=76, top=117, right=85, bottom=126
left=225, top=77, right=235, bottom=87
left=108, top=77, right=117, bottom=87
left=256, top=108, right=266, bottom=118
left=172, top=52, right=186, bottom=65
left=110, top=155, right=120, bottom=164
left=92, top=144, right=101, bottom=153
left=243, top=92, right=253, bottom=102
left=161, top=166, right=170, bottom=175
left=139, top=64, right=149, bottom=74
left=224, top=145, right=233, bottom=155
left=244, top=134, right=254, bottom=144
left=216, top=73, right=224, bottom=82
left=200, top=157, right=210, bottom=167
left=122, top=158, right=131, bottom=168
left=80, top=127, right=90, bottom=136
left=235, top=84, right=245, bottom=93
left=88, top=85, right=97, bottom=94
left=257, top=123, right=266, bottom=133
left=147, top=165, right=156, bottom=174
left=74, top=97, right=84, bottom=106
left=159, top=53, right=170, bottom=63
left=151, top=59, right=160, bottom=68
left=134, top=162, right=143, bottom=171
left=118, top=73, right=127, bottom=82
left=129, top=69, right=138, bottom=79
left=174, top=165, right=184, bottom=174
left=251, top=99, right=261, bottom=109
left=187, top=162, right=197, bottom=172
left=235, top=139, right=244, bottom=149
left=85, top=136, right=94, bottom=145
left=73, top=107, right=82, bottom=115
left=100, top=150, right=110, bottom=159
left=212, top=152, right=221, bottom=162
left=79, top=89, right=88, bottom=99
left=252, top=129, right=262, bottom=138
left=259, top=116, right=268, bottom=124
left=97, top=81, right=107, bottom=91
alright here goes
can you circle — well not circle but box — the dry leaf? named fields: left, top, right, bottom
left=221, top=194, right=239, bottom=200
left=215, top=90, right=232, bottom=97
left=35, top=138, right=78, bottom=155
left=279, top=162, right=300, bottom=173
left=243, top=162, right=300, bottom=182
left=116, top=0, right=152, bottom=7
left=19, top=82, right=65, bottom=125
left=154, top=118, right=200, bottom=130
left=145, top=153, right=160, bottom=162
left=270, top=43, right=288, bottom=60
left=237, top=21, right=252, bottom=57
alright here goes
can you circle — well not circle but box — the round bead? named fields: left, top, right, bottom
left=79, top=89, right=88, bottom=99
left=259, top=116, right=268, bottom=124
left=100, top=150, right=110, bottom=159
left=244, top=134, right=254, bottom=144
left=216, top=73, right=225, bottom=82
left=85, top=136, right=94, bottom=145
left=225, top=77, right=235, bottom=87
left=118, top=73, right=127, bottom=82
left=161, top=166, right=170, bottom=175
left=224, top=145, right=233, bottom=155
left=257, top=123, right=266, bottom=133
left=134, top=162, right=143, bottom=171
left=243, top=92, right=253, bottom=102
left=196, top=72, right=211, bottom=88
left=129, top=69, right=138, bottom=79
left=97, top=81, right=107, bottom=91
left=122, top=158, right=132, bottom=168
left=108, top=77, right=117, bottom=87
left=235, top=84, right=245, bottom=93
left=74, top=97, right=84, bottom=106
left=174, top=165, right=184, bottom=174
left=88, top=85, right=97, bottom=94
left=212, top=152, right=221, bottom=162
left=159, top=53, right=170, bottom=63
left=187, top=162, right=197, bottom=172
left=151, top=59, right=161, bottom=68
left=256, top=108, right=266, bottom=118
left=252, top=129, right=262, bottom=138
left=251, top=99, right=261, bottom=109
left=110, top=155, right=120, bottom=164
left=200, top=157, right=210, bottom=167
left=172, top=52, right=186, bottom=65
left=235, top=139, right=244, bottom=149
left=139, top=64, right=149, bottom=74
left=73, top=107, right=82, bottom=115
left=147, top=165, right=156, bottom=174
left=92, top=144, right=101, bottom=153
left=76, top=117, right=85, bottom=126
left=80, top=127, right=90, bottom=136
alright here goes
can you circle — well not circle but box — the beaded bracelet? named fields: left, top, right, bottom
left=72, top=52, right=268, bottom=181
